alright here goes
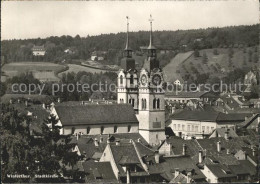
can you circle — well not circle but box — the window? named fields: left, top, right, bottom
left=202, top=126, right=205, bottom=131
left=87, top=127, right=90, bottom=134
left=211, top=127, right=214, bottom=132
left=192, top=125, right=194, bottom=131
left=188, top=125, right=190, bottom=131
left=182, top=125, right=185, bottom=131
left=195, top=126, right=198, bottom=132
left=153, top=99, right=156, bottom=109
left=157, top=99, right=160, bottom=109
left=132, top=99, right=135, bottom=107
left=101, top=126, right=104, bottom=134
left=143, top=99, right=146, bottom=109
left=130, top=75, right=134, bottom=84
left=173, top=124, right=176, bottom=130
left=156, top=134, right=158, bottom=139
left=114, top=126, right=118, bottom=133
left=207, top=126, right=209, bottom=133
left=120, top=75, right=123, bottom=84
left=129, top=99, right=131, bottom=104
left=178, top=124, right=180, bottom=130
left=128, top=125, right=131, bottom=132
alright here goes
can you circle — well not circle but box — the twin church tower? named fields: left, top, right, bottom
left=117, top=15, right=166, bottom=145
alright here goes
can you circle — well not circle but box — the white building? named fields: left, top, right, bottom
left=32, top=45, right=46, bottom=56
left=117, top=16, right=166, bottom=145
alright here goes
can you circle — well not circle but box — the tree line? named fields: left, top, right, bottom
left=1, top=24, right=258, bottom=64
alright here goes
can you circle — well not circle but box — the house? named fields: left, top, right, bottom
left=91, top=51, right=106, bottom=61
left=51, top=103, right=139, bottom=135
left=64, top=48, right=75, bottom=54
left=99, top=140, right=153, bottom=183
left=81, top=160, right=118, bottom=183
left=165, top=91, right=214, bottom=104
left=32, top=45, right=46, bottom=56
left=168, top=110, right=252, bottom=139
left=244, top=70, right=258, bottom=86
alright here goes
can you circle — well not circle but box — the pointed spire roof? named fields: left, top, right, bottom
left=147, top=14, right=156, bottom=50
left=125, top=16, right=132, bottom=51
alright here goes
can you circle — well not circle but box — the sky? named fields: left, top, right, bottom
left=1, top=0, right=259, bottom=40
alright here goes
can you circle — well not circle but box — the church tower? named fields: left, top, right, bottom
left=117, top=16, right=139, bottom=111
left=137, top=15, right=166, bottom=145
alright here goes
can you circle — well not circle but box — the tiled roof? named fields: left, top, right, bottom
left=82, top=160, right=118, bottom=183
left=149, top=156, right=206, bottom=181
left=165, top=91, right=208, bottom=98
left=55, top=104, right=138, bottom=126
left=237, top=113, right=259, bottom=129
left=1, top=94, right=53, bottom=104
left=238, top=160, right=257, bottom=176
left=32, top=45, right=45, bottom=51
left=205, top=164, right=236, bottom=178
left=109, top=143, right=144, bottom=175
left=171, top=109, right=251, bottom=123
left=210, top=127, right=238, bottom=138
left=171, top=110, right=219, bottom=122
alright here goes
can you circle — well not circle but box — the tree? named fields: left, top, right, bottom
left=253, top=53, right=258, bottom=63
left=248, top=49, right=253, bottom=62
left=1, top=105, right=84, bottom=183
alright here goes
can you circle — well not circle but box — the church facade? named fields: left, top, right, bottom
left=117, top=16, right=166, bottom=145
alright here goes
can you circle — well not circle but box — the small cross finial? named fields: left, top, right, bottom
left=149, top=14, right=154, bottom=23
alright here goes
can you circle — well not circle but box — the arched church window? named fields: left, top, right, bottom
left=114, top=126, right=118, bottom=133
left=141, top=99, right=144, bottom=109
left=120, top=75, right=123, bottom=84
left=87, top=127, right=90, bottom=134
left=153, top=99, right=156, bottom=109
left=144, top=99, right=147, bottom=109
left=130, top=75, right=134, bottom=84
left=101, top=126, right=104, bottom=134
left=157, top=99, right=160, bottom=109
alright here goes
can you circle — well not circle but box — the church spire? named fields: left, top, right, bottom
left=125, top=16, right=130, bottom=50
left=148, top=14, right=154, bottom=49
left=124, top=16, right=132, bottom=58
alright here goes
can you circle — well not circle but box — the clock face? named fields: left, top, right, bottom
left=141, top=74, right=148, bottom=85
left=152, top=74, right=162, bottom=86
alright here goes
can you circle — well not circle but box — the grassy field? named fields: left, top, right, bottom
left=2, top=62, right=67, bottom=82
left=163, top=51, right=194, bottom=83
left=58, top=64, right=113, bottom=77
left=179, top=47, right=258, bottom=80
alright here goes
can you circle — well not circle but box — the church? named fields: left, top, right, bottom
left=117, top=15, right=166, bottom=145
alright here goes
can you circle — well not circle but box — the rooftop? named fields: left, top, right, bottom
left=55, top=103, right=138, bottom=126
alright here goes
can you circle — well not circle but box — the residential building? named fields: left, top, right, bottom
left=32, top=45, right=46, bottom=56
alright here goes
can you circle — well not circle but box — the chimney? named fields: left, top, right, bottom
left=100, top=137, right=103, bottom=143
left=154, top=151, right=160, bottom=164
left=224, top=131, right=229, bottom=140
left=183, top=144, right=187, bottom=156
left=137, top=138, right=142, bottom=143
left=76, top=133, right=79, bottom=141
left=199, top=150, right=203, bottom=163
left=9, top=99, right=13, bottom=104
left=174, top=168, right=180, bottom=177
left=17, top=99, right=20, bottom=103
left=116, top=140, right=120, bottom=146
left=57, top=98, right=61, bottom=103
left=107, top=139, right=110, bottom=144
left=25, top=100, right=28, bottom=107
left=217, top=141, right=221, bottom=152
left=187, top=171, right=192, bottom=183
left=227, top=149, right=230, bottom=154
left=94, top=138, right=99, bottom=147
left=252, top=147, right=256, bottom=156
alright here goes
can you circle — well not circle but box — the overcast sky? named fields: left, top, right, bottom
left=1, top=0, right=259, bottom=40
